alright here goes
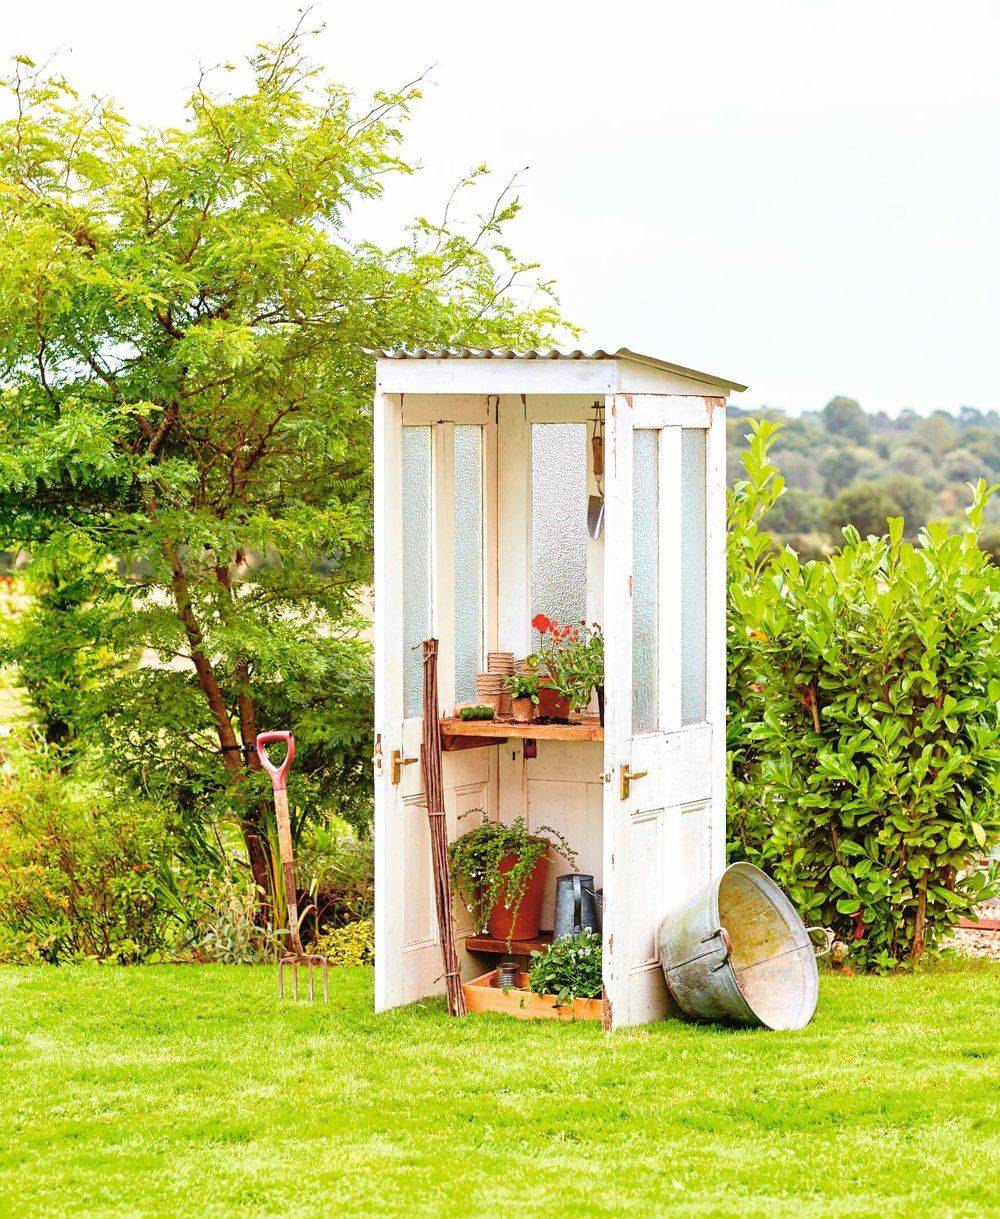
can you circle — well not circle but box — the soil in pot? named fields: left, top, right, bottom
left=536, top=684, right=571, bottom=721
left=487, top=851, right=549, bottom=941
left=510, top=697, right=535, bottom=724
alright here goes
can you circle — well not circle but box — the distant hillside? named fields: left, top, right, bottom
left=727, top=398, right=1000, bottom=559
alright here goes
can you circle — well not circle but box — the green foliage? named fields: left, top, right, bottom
left=296, top=820, right=374, bottom=929
left=729, top=398, right=1000, bottom=556
left=458, top=704, right=495, bottom=720
left=503, top=671, right=541, bottom=702
left=0, top=26, right=564, bottom=907
left=822, top=396, right=870, bottom=443
left=0, top=743, right=182, bottom=963
left=729, top=422, right=1000, bottom=969
left=448, top=815, right=576, bottom=936
left=528, top=928, right=603, bottom=1005
left=827, top=476, right=933, bottom=540
left=314, top=917, right=374, bottom=967
left=191, top=874, right=276, bottom=965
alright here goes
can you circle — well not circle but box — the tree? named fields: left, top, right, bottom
left=822, top=396, right=870, bottom=443
left=827, top=481, right=899, bottom=540
left=818, top=445, right=866, bottom=497
left=0, top=27, right=562, bottom=914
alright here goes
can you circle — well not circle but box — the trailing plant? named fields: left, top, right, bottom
left=459, top=705, right=495, bottom=721
left=448, top=816, right=577, bottom=934
left=728, top=421, right=1000, bottom=970
left=528, top=929, right=602, bottom=1005
left=529, top=616, right=604, bottom=711
left=503, top=671, right=541, bottom=703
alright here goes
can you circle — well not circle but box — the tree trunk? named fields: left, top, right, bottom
left=214, top=558, right=277, bottom=923
left=910, top=873, right=929, bottom=963
left=164, top=541, right=275, bottom=917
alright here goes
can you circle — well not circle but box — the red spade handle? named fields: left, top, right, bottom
left=256, top=731, right=295, bottom=792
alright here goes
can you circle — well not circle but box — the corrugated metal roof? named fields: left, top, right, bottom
left=370, top=346, right=747, bottom=392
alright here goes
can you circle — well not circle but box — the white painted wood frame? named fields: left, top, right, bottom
left=601, top=393, right=727, bottom=1029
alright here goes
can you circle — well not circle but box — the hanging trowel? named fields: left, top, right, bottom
left=587, top=402, right=605, bottom=539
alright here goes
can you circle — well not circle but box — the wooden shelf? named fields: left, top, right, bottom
left=465, top=931, right=553, bottom=956
left=441, top=714, right=602, bottom=750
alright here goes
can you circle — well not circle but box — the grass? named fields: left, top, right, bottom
left=0, top=963, right=997, bottom=1218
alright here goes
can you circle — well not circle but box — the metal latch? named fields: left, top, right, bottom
left=619, top=763, right=648, bottom=801
left=390, top=749, right=418, bottom=785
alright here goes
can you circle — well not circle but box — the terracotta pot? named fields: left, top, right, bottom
left=536, top=683, right=571, bottom=721
left=487, top=850, right=549, bottom=941
left=510, top=697, right=535, bottom=724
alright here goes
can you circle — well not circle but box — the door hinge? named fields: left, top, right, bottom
left=390, top=748, right=418, bottom=786
left=619, top=763, right=649, bottom=801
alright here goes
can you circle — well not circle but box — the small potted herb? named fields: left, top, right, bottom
left=503, top=670, right=541, bottom=723
left=449, top=816, right=576, bottom=942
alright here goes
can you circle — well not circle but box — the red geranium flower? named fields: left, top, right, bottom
left=532, top=613, right=553, bottom=634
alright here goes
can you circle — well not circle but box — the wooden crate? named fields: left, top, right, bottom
left=462, top=970, right=602, bottom=1022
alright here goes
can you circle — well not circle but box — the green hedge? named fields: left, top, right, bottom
left=728, top=421, right=1000, bottom=969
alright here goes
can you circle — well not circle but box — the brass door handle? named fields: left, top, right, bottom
left=619, top=763, right=649, bottom=801
left=390, top=749, right=418, bottom=785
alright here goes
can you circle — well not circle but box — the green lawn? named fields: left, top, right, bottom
left=0, top=964, right=997, bottom=1218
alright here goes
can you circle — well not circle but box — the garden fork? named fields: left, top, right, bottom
left=256, top=730, right=329, bottom=1002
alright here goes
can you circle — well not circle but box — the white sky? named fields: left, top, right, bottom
left=6, top=1, right=1000, bottom=415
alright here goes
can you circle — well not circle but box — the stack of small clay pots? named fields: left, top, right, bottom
left=475, top=652, right=515, bottom=718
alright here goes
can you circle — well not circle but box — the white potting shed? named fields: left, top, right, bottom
left=373, top=347, right=746, bottom=1029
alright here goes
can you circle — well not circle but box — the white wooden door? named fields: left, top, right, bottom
left=601, top=393, right=728, bottom=1028
left=374, top=393, right=497, bottom=1011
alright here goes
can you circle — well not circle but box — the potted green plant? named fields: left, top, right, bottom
left=530, top=615, right=605, bottom=722
left=449, top=816, right=576, bottom=942
left=503, top=670, right=541, bottom=723
left=528, top=928, right=603, bottom=1007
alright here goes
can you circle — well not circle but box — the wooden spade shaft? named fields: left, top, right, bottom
left=273, top=786, right=304, bottom=955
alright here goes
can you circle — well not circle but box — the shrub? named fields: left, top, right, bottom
left=296, top=822, right=374, bottom=930
left=191, top=875, right=277, bottom=965
left=729, top=422, right=1000, bottom=969
left=0, top=746, right=181, bottom=963
left=528, top=930, right=602, bottom=1005
left=314, top=917, right=374, bottom=967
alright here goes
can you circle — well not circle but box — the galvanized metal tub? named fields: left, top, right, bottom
left=658, top=863, right=823, bottom=1031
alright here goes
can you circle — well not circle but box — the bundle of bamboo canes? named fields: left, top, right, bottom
left=421, top=638, right=467, bottom=1017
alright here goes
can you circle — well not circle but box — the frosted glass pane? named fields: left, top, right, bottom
left=681, top=428, right=707, bottom=723
left=454, top=426, right=483, bottom=703
left=531, top=424, right=587, bottom=644
left=402, top=427, right=432, bottom=717
left=632, top=430, right=658, bottom=732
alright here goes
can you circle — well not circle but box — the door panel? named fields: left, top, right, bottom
left=602, top=394, right=724, bottom=1029
left=375, top=394, right=498, bottom=1010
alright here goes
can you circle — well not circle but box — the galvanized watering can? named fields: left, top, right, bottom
left=553, top=874, right=601, bottom=938
left=658, top=863, right=827, bottom=1031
